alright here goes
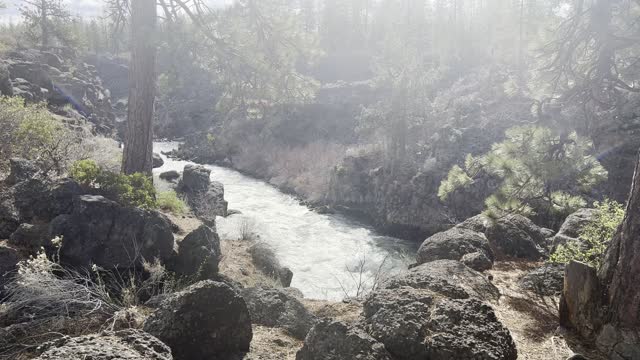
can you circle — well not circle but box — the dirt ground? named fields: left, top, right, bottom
left=488, top=261, right=606, bottom=360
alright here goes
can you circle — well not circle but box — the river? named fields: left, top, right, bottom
left=153, top=142, right=416, bottom=300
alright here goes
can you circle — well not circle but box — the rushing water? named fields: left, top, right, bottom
left=153, top=142, right=416, bottom=300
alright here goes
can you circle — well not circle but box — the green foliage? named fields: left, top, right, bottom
left=0, top=96, right=82, bottom=174
left=157, top=191, right=187, bottom=215
left=439, top=126, right=608, bottom=220
left=69, top=160, right=157, bottom=209
left=550, top=200, right=625, bottom=269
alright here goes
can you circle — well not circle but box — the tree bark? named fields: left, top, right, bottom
left=599, top=151, right=640, bottom=328
left=122, top=0, right=157, bottom=176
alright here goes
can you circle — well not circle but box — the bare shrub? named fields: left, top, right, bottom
left=335, top=252, right=393, bottom=300
left=237, top=216, right=256, bottom=241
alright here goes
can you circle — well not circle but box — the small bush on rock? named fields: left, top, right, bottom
left=69, top=159, right=157, bottom=209
left=550, top=199, right=624, bottom=269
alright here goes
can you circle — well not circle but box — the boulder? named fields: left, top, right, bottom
left=460, top=251, right=493, bottom=272
left=0, top=63, right=13, bottom=96
left=11, top=177, right=83, bottom=223
left=159, top=170, right=180, bottom=181
left=518, top=263, right=564, bottom=296
left=175, top=225, right=221, bottom=278
left=143, top=281, right=252, bottom=360
left=181, top=164, right=211, bottom=192
left=416, top=227, right=493, bottom=271
left=180, top=165, right=228, bottom=222
left=425, top=298, right=518, bottom=359
left=551, top=208, right=597, bottom=250
left=54, top=195, right=174, bottom=270
left=559, top=261, right=604, bottom=339
left=153, top=153, right=164, bottom=169
left=249, top=242, right=293, bottom=287
left=459, top=214, right=548, bottom=259
left=0, top=244, right=20, bottom=296
left=362, top=287, right=517, bottom=360
left=241, top=286, right=317, bottom=339
left=6, top=158, right=39, bottom=186
left=382, top=259, right=500, bottom=301
left=9, top=223, right=49, bottom=251
left=34, top=329, right=172, bottom=360
left=296, top=320, right=392, bottom=360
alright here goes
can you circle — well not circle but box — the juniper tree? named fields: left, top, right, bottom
left=20, top=0, right=72, bottom=48
left=438, top=126, right=607, bottom=221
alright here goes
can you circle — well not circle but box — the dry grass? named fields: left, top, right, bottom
left=219, top=236, right=281, bottom=288
left=488, top=261, right=606, bottom=360
left=302, top=299, right=363, bottom=323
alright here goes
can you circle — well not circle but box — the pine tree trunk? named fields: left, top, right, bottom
left=122, top=0, right=157, bottom=176
left=599, top=152, right=640, bottom=329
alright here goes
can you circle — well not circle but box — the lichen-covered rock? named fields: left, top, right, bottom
left=34, top=329, right=172, bottom=360
left=416, top=227, right=493, bottom=271
left=296, top=320, right=392, bottom=360
left=382, top=259, right=499, bottom=301
left=241, top=286, right=317, bottom=339
left=54, top=195, right=174, bottom=270
left=518, top=263, right=564, bottom=296
left=175, top=224, right=221, bottom=278
left=249, top=241, right=293, bottom=287
left=362, top=287, right=517, bottom=360
left=143, top=281, right=252, bottom=360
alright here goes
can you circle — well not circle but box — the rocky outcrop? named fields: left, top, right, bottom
left=34, top=329, right=172, bottom=360
left=249, top=242, right=293, bottom=287
left=551, top=208, right=597, bottom=250
left=143, top=280, right=252, bottom=360
left=53, top=195, right=175, bottom=270
left=174, top=225, right=221, bottom=279
left=6, top=158, right=39, bottom=186
left=362, top=287, right=517, bottom=360
left=416, top=226, right=493, bottom=271
left=296, top=320, right=392, bottom=360
left=518, top=263, right=564, bottom=296
left=241, top=286, right=317, bottom=339
left=2, top=49, right=116, bottom=134
left=383, top=259, right=500, bottom=301
left=179, top=164, right=228, bottom=224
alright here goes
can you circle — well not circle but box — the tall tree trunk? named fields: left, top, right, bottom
left=599, top=151, right=640, bottom=328
left=122, top=0, right=157, bottom=176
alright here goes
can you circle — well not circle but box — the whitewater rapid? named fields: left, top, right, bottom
left=153, top=142, right=416, bottom=300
